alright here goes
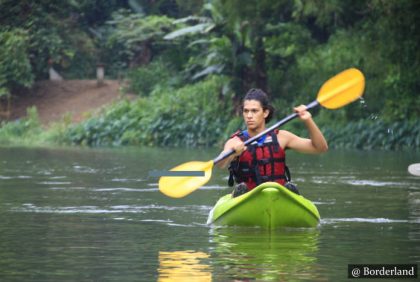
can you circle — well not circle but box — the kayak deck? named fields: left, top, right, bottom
left=208, top=182, right=320, bottom=229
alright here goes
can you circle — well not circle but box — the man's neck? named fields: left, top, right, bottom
left=247, top=126, right=266, bottom=138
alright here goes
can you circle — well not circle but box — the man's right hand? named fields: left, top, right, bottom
left=216, top=137, right=246, bottom=169
left=232, top=141, right=246, bottom=157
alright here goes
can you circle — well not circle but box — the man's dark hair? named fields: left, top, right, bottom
left=243, top=88, right=275, bottom=123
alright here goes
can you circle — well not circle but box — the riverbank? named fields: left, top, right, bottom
left=0, top=77, right=418, bottom=150
left=6, top=80, right=122, bottom=125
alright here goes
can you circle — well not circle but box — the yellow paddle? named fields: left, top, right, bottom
left=159, top=68, right=365, bottom=198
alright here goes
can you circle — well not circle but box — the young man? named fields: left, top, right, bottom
left=217, top=88, right=328, bottom=196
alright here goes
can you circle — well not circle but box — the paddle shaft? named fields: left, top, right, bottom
left=213, top=100, right=320, bottom=164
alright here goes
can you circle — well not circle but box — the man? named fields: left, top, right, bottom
left=217, top=88, right=328, bottom=196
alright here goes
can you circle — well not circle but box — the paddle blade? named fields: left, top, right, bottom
left=159, top=161, right=214, bottom=198
left=317, top=68, right=365, bottom=109
left=408, top=163, right=420, bottom=176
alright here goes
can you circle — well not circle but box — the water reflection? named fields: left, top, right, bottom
left=158, top=250, right=212, bottom=281
left=209, top=228, right=321, bottom=281
left=1, top=146, right=419, bottom=280
left=408, top=191, right=420, bottom=261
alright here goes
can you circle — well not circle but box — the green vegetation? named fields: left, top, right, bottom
left=324, top=120, right=420, bottom=151
left=0, top=107, right=72, bottom=146
left=0, top=29, right=33, bottom=97
left=0, top=107, right=42, bottom=145
left=124, top=60, right=181, bottom=96
left=0, top=0, right=419, bottom=150
left=63, top=76, right=232, bottom=147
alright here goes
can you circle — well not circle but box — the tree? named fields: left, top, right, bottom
left=106, top=11, right=176, bottom=68
left=289, top=0, right=420, bottom=122
left=0, top=29, right=33, bottom=96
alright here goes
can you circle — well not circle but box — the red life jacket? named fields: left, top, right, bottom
left=228, top=130, right=287, bottom=190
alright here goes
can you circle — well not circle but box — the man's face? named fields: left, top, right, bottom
left=242, top=99, right=269, bottom=131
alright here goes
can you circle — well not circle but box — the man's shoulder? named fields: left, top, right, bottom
left=277, top=130, right=290, bottom=137
left=277, top=130, right=295, bottom=146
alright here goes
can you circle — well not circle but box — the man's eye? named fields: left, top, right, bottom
left=243, top=109, right=259, bottom=114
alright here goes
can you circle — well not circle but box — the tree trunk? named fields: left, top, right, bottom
left=254, top=36, right=268, bottom=93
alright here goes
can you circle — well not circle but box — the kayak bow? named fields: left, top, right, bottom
left=207, top=182, right=320, bottom=229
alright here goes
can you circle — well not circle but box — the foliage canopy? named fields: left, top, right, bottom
left=0, top=0, right=419, bottom=149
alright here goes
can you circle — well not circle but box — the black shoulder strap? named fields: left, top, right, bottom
left=285, top=165, right=291, bottom=182
left=229, top=129, right=248, bottom=142
left=269, top=131, right=280, bottom=152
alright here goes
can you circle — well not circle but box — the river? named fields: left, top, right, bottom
left=0, top=146, right=419, bottom=281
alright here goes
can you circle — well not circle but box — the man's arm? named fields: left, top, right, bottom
left=216, top=137, right=246, bottom=169
left=278, top=105, right=328, bottom=154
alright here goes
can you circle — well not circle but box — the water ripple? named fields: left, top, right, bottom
left=0, top=175, right=32, bottom=179
left=344, top=180, right=409, bottom=187
left=38, top=181, right=72, bottom=185
left=312, top=200, right=336, bottom=205
left=321, top=217, right=411, bottom=224
left=111, top=178, right=144, bottom=183
left=11, top=203, right=212, bottom=215
left=72, top=165, right=99, bottom=174
left=92, top=187, right=158, bottom=192
left=0, top=175, right=13, bottom=179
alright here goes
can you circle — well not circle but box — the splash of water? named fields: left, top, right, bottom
left=359, top=97, right=368, bottom=109
left=358, top=97, right=381, bottom=121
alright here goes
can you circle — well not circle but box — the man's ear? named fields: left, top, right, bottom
left=263, top=109, right=269, bottom=118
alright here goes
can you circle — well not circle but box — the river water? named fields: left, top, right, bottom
left=0, top=146, right=419, bottom=281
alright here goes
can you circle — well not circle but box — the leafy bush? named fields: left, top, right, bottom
left=63, top=76, right=233, bottom=147
left=0, top=107, right=41, bottom=144
left=125, top=60, right=180, bottom=96
left=324, top=119, right=420, bottom=150
left=0, top=29, right=34, bottom=96
left=104, top=12, right=180, bottom=72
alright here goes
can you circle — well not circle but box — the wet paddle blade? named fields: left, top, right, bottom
left=317, top=68, right=365, bottom=109
left=159, top=161, right=214, bottom=198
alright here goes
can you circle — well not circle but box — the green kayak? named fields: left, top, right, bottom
left=207, top=182, right=320, bottom=229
